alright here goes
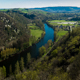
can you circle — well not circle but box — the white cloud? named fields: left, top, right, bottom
left=0, top=0, right=80, bottom=8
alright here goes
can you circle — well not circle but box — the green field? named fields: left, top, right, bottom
left=56, top=31, right=68, bottom=42
left=57, top=31, right=68, bottom=37
left=48, top=20, right=75, bottom=22
left=29, top=29, right=44, bottom=46
left=29, top=25, right=40, bottom=29
left=0, top=9, right=8, bottom=11
left=29, top=24, right=44, bottom=40
left=30, top=29, right=44, bottom=39
left=29, top=24, right=44, bottom=46
left=50, top=22, right=75, bottom=26
left=29, top=25, right=37, bottom=28
left=48, top=20, right=78, bottom=26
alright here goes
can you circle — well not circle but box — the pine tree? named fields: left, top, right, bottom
left=20, top=57, right=24, bottom=71
left=15, top=61, right=20, bottom=74
left=2, top=66, right=6, bottom=78
left=27, top=53, right=31, bottom=66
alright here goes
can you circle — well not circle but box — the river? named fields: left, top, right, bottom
left=30, top=23, right=54, bottom=58
left=0, top=23, right=54, bottom=74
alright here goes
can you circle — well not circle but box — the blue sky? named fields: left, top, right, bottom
left=0, top=0, right=80, bottom=8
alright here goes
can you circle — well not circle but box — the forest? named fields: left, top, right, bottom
left=0, top=8, right=80, bottom=80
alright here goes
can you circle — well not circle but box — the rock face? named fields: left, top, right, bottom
left=69, top=26, right=72, bottom=32
left=0, top=12, right=30, bottom=48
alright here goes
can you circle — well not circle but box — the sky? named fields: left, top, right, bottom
left=0, top=0, right=80, bottom=9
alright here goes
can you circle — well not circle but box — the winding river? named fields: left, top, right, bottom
left=0, top=23, right=54, bottom=74
left=30, top=23, right=54, bottom=58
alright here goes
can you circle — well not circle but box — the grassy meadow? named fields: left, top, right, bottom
left=29, top=24, right=44, bottom=40
left=48, top=20, right=78, bottom=26
left=30, top=29, right=44, bottom=40
left=56, top=30, right=68, bottom=42
left=57, top=31, right=68, bottom=37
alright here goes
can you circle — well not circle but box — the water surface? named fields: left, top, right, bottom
left=30, top=23, right=54, bottom=58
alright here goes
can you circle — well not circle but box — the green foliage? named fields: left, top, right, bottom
left=15, top=61, right=20, bottom=74
left=39, top=46, right=46, bottom=56
left=0, top=66, right=6, bottom=79
left=27, top=53, right=31, bottom=65
left=51, top=49, right=58, bottom=57
left=56, top=31, right=68, bottom=42
left=29, top=36, right=36, bottom=45
left=67, top=56, right=76, bottom=63
left=30, top=29, right=44, bottom=40
left=58, top=57, right=66, bottom=65
left=23, top=42, right=29, bottom=49
left=57, top=31, right=68, bottom=37
left=20, top=57, right=24, bottom=71
left=0, top=48, right=19, bottom=60
left=51, top=72, right=71, bottom=80
left=68, top=36, right=80, bottom=47
left=15, top=74, right=22, bottom=80
left=47, top=40, right=52, bottom=47
left=2, top=66, right=6, bottom=78
left=16, top=71, right=39, bottom=80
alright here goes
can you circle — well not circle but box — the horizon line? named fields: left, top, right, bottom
left=0, top=6, right=80, bottom=9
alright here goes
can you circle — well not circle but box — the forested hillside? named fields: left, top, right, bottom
left=0, top=11, right=30, bottom=49
left=6, top=24, right=80, bottom=80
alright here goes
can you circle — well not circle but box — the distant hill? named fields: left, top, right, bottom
left=30, top=6, right=80, bottom=13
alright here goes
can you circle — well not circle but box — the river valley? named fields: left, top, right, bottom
left=0, top=23, right=54, bottom=74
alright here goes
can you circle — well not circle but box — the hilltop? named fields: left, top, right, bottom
left=30, top=6, right=80, bottom=13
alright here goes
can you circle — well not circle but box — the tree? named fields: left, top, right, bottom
left=51, top=49, right=58, bottom=57
left=2, top=66, right=6, bottom=78
left=39, top=46, right=46, bottom=56
left=27, top=53, right=31, bottom=66
left=15, top=61, right=20, bottom=74
left=47, top=40, right=52, bottom=47
left=20, top=57, right=24, bottom=71
left=0, top=48, right=19, bottom=60
left=0, top=66, right=6, bottom=79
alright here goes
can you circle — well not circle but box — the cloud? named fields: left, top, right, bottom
left=0, top=0, right=80, bottom=8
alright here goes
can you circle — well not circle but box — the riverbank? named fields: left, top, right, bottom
left=46, top=21, right=68, bottom=42
left=29, top=24, right=45, bottom=46
left=0, top=23, right=45, bottom=62
left=0, top=23, right=54, bottom=75
left=39, top=21, right=69, bottom=61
